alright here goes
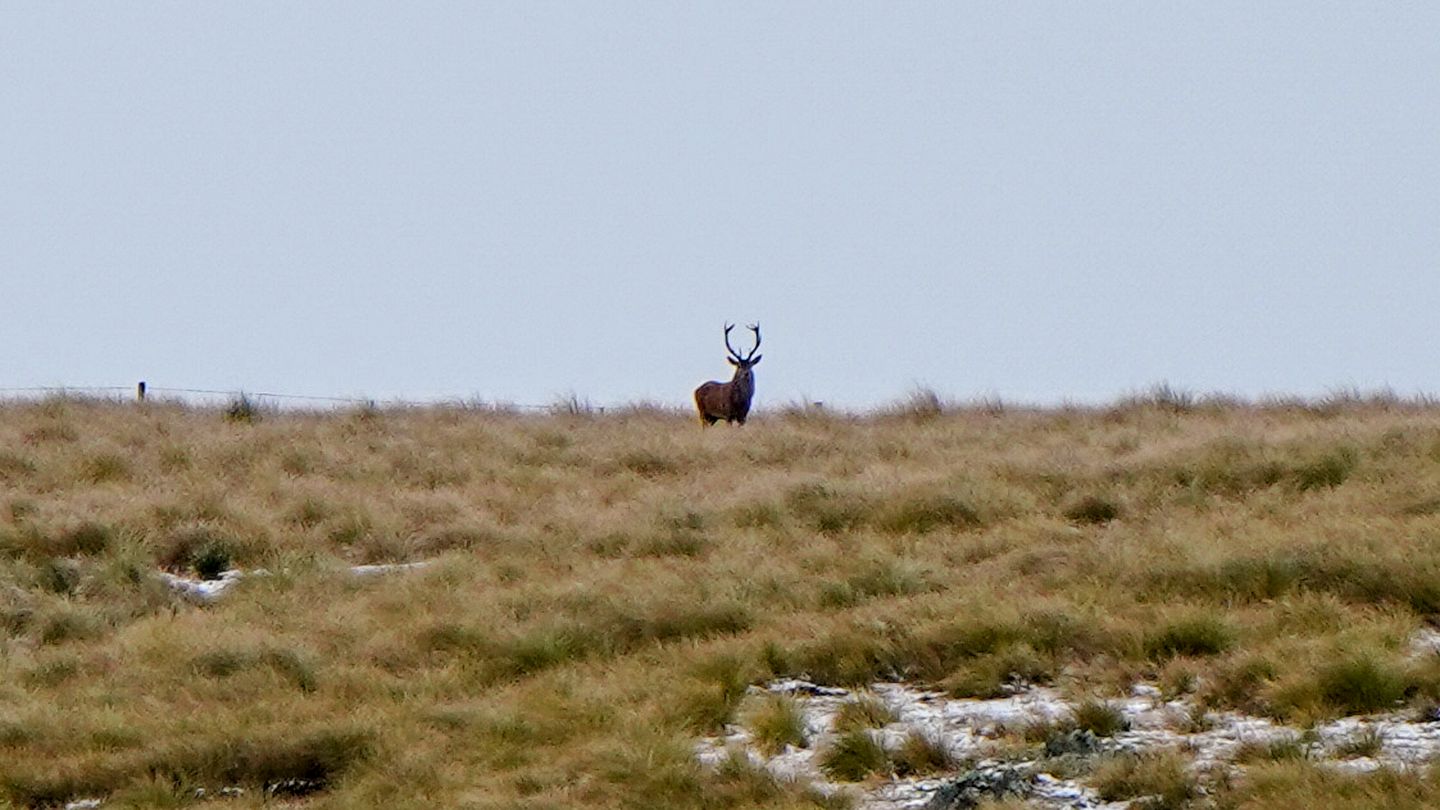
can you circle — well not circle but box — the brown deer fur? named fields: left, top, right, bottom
left=695, top=324, right=762, bottom=426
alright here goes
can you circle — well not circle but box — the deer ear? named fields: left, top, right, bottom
left=749, top=354, right=761, bottom=365
left=728, top=357, right=740, bottom=366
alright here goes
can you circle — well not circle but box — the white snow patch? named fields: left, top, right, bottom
left=697, top=674, right=1440, bottom=810
left=1408, top=627, right=1440, bottom=660
left=159, top=561, right=431, bottom=602
left=158, top=569, right=247, bottom=602
left=350, top=561, right=432, bottom=576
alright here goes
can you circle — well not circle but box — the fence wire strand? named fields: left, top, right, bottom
left=0, top=384, right=557, bottom=411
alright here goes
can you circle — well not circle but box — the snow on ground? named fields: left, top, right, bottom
left=696, top=672, right=1440, bottom=809
left=158, top=561, right=431, bottom=602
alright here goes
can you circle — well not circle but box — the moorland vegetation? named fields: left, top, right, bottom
left=5, top=390, right=1440, bottom=807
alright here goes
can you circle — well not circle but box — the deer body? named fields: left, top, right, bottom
left=695, top=324, right=762, bottom=426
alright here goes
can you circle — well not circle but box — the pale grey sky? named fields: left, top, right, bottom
left=2, top=3, right=1437, bottom=409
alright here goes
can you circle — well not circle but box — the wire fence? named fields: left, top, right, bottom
left=0, top=382, right=568, bottom=412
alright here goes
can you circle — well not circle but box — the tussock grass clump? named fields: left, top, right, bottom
left=3, top=521, right=115, bottom=560
left=21, top=653, right=82, bottom=687
left=7, top=725, right=375, bottom=805
left=38, top=558, right=81, bottom=594
left=707, top=749, right=787, bottom=804
left=1333, top=727, right=1385, bottom=758
left=1062, top=493, right=1122, bottom=525
left=155, top=525, right=250, bottom=578
left=786, top=483, right=872, bottom=535
left=1092, top=751, right=1197, bottom=808
left=744, top=694, right=808, bottom=755
left=892, top=729, right=957, bottom=776
left=832, top=693, right=897, bottom=732
left=0, top=451, right=37, bottom=481
left=1235, top=735, right=1310, bottom=764
left=1072, top=700, right=1129, bottom=737
left=614, top=449, right=686, bottom=478
left=191, top=646, right=318, bottom=692
left=1145, top=615, right=1235, bottom=660
left=819, top=729, right=890, bottom=781
left=1202, top=656, right=1280, bottom=714
left=939, top=643, right=1050, bottom=699
left=884, top=387, right=946, bottom=422
left=819, top=560, right=929, bottom=608
left=1171, top=439, right=1361, bottom=501
left=1226, top=763, right=1440, bottom=809
left=876, top=493, right=983, bottom=534
left=1314, top=655, right=1410, bottom=715
left=192, top=543, right=233, bottom=580
left=636, top=528, right=710, bottom=558
left=1170, top=439, right=1287, bottom=497
left=78, top=452, right=131, bottom=484
left=675, top=654, right=754, bottom=733
left=37, top=606, right=104, bottom=645
left=1115, top=382, right=1199, bottom=415
left=1154, top=552, right=1440, bottom=615
left=1291, top=446, right=1359, bottom=491
left=709, top=754, right=860, bottom=808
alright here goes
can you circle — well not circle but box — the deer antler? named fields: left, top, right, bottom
left=745, top=323, right=761, bottom=360
left=723, top=323, right=742, bottom=360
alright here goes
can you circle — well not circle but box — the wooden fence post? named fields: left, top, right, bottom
left=137, top=381, right=146, bottom=402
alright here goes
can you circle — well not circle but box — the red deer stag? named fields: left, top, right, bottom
left=694, top=323, right=762, bottom=426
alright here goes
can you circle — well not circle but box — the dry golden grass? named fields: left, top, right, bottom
left=4, top=394, right=1440, bottom=806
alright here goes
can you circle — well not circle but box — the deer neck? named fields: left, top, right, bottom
left=729, top=368, right=753, bottom=402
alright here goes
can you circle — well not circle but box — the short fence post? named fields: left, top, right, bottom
left=137, top=381, right=146, bottom=402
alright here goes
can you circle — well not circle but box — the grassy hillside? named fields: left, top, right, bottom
left=6, top=393, right=1440, bottom=808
